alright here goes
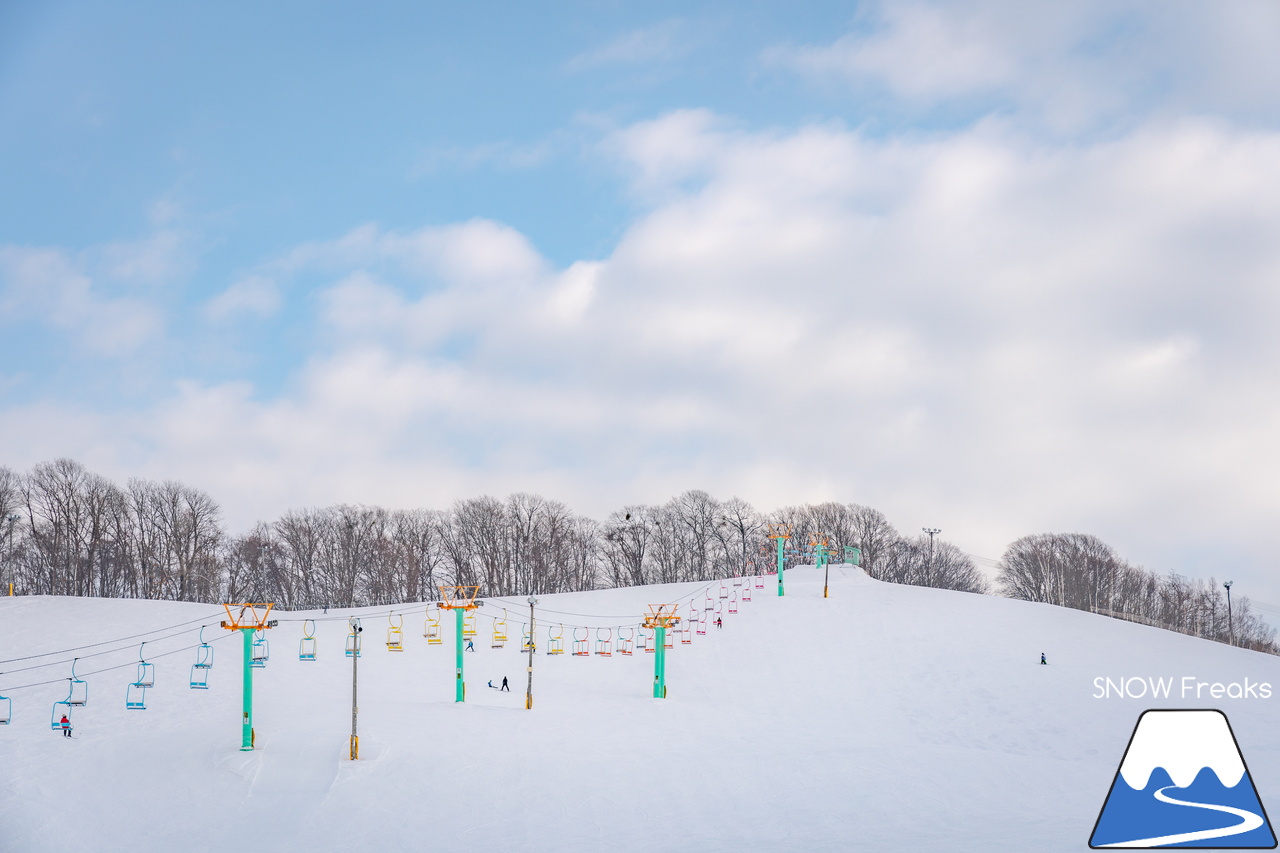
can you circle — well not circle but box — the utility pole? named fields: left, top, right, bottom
left=923, top=528, right=941, bottom=571
left=525, top=596, right=537, bottom=709
left=1224, top=581, right=1234, bottom=646
left=5, top=513, right=17, bottom=596
left=349, top=616, right=361, bottom=759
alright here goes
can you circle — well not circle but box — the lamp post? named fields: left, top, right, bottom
left=1224, top=581, right=1234, bottom=646
left=923, top=528, right=941, bottom=573
left=5, top=513, right=17, bottom=596
left=525, top=596, right=537, bottom=709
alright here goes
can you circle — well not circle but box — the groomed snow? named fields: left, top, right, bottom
left=3, top=566, right=1280, bottom=852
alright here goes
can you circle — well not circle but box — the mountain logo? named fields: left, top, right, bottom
left=1090, top=709, right=1276, bottom=848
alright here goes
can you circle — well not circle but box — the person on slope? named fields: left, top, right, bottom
left=488, top=680, right=496, bottom=688
left=714, top=616, right=723, bottom=630
left=1040, top=652, right=1047, bottom=665
left=466, top=639, right=475, bottom=652
left=500, top=676, right=509, bottom=692
left=60, top=715, right=72, bottom=737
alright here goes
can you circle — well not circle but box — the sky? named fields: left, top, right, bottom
left=2, top=1, right=1280, bottom=605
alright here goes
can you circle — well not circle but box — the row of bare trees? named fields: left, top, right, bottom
left=997, top=533, right=1276, bottom=651
left=0, top=461, right=986, bottom=607
left=7, top=459, right=1270, bottom=655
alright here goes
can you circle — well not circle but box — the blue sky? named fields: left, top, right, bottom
left=4, top=1, right=1280, bottom=606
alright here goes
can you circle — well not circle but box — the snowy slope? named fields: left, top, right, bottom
left=3, top=566, right=1280, bottom=852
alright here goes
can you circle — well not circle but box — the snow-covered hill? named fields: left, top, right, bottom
left=3, top=565, right=1279, bottom=852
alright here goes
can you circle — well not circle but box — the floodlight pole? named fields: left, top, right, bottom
left=349, top=616, right=361, bottom=759
left=526, top=597, right=537, bottom=710
left=1225, top=581, right=1234, bottom=646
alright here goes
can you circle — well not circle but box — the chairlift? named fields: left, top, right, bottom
left=719, top=584, right=729, bottom=600
left=741, top=583, right=752, bottom=602
left=663, top=625, right=674, bottom=650
left=733, top=577, right=743, bottom=587
left=696, top=612, right=707, bottom=636
left=133, top=642, right=155, bottom=688
left=386, top=613, right=404, bottom=652
left=345, top=624, right=362, bottom=657
left=682, top=614, right=694, bottom=644
left=125, top=680, right=147, bottom=710
left=520, top=623, right=535, bottom=653
left=546, top=624, right=564, bottom=655
left=595, top=627, right=613, bottom=657
left=572, top=627, right=590, bottom=657
left=703, top=595, right=714, bottom=612
left=714, top=600, right=724, bottom=618
left=251, top=630, right=269, bottom=668
left=462, top=612, right=477, bottom=639
left=189, top=663, right=210, bottom=690
left=729, top=590, right=739, bottom=615
left=639, top=626, right=655, bottom=653
left=51, top=660, right=87, bottom=730
left=299, top=619, right=318, bottom=661
left=492, top=611, right=508, bottom=649
left=424, top=608, right=442, bottom=645
left=194, top=628, right=214, bottom=670
left=617, top=627, right=635, bottom=656
left=0, top=694, right=10, bottom=725
left=754, top=576, right=765, bottom=588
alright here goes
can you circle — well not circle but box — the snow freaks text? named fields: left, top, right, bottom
left=1093, top=676, right=1273, bottom=700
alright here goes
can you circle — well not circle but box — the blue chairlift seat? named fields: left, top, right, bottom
left=125, top=681, right=147, bottom=710
left=135, top=661, right=156, bottom=688
left=194, top=644, right=213, bottom=669
left=251, top=631, right=269, bottom=668
left=1, top=694, right=11, bottom=725
left=51, top=700, right=72, bottom=730
left=345, top=631, right=361, bottom=658
left=189, top=664, right=210, bottom=689
left=299, top=619, right=317, bottom=661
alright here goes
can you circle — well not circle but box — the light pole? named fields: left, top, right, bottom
left=1224, top=581, right=1234, bottom=646
left=5, top=513, right=17, bottom=596
left=923, top=528, right=941, bottom=573
left=525, top=596, right=537, bottom=709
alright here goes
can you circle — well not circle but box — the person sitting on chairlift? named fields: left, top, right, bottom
left=60, top=715, right=72, bottom=737
left=714, top=617, right=723, bottom=629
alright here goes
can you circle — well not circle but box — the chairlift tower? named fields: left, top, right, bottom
left=644, top=605, right=681, bottom=698
left=220, top=603, right=277, bottom=751
left=438, top=586, right=482, bottom=702
left=766, top=524, right=792, bottom=596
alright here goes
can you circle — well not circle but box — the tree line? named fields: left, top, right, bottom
left=1, top=458, right=1270, bottom=654
left=0, top=459, right=984, bottom=609
left=997, top=532, right=1276, bottom=652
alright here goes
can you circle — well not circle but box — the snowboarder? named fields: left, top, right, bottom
left=59, top=715, right=71, bottom=737
left=466, top=639, right=475, bottom=652
left=500, top=676, right=509, bottom=692
left=1040, top=652, right=1047, bottom=665
left=488, top=679, right=496, bottom=688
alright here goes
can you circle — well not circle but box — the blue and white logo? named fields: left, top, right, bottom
left=1091, top=709, right=1276, bottom=848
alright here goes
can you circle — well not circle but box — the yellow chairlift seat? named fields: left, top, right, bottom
left=492, top=611, right=508, bottom=649
left=424, top=609, right=442, bottom=645
left=387, top=613, right=404, bottom=652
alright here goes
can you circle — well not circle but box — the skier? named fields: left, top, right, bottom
left=1040, top=652, right=1047, bottom=665
left=59, top=714, right=72, bottom=738
left=466, top=639, right=475, bottom=652
left=500, top=676, right=509, bottom=692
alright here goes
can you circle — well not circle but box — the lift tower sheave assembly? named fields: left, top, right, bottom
left=437, top=586, right=482, bottom=702
left=219, top=603, right=277, bottom=751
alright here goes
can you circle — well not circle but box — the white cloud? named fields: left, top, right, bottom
left=0, top=245, right=162, bottom=354
left=203, top=275, right=282, bottom=321
left=565, top=20, right=693, bottom=71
